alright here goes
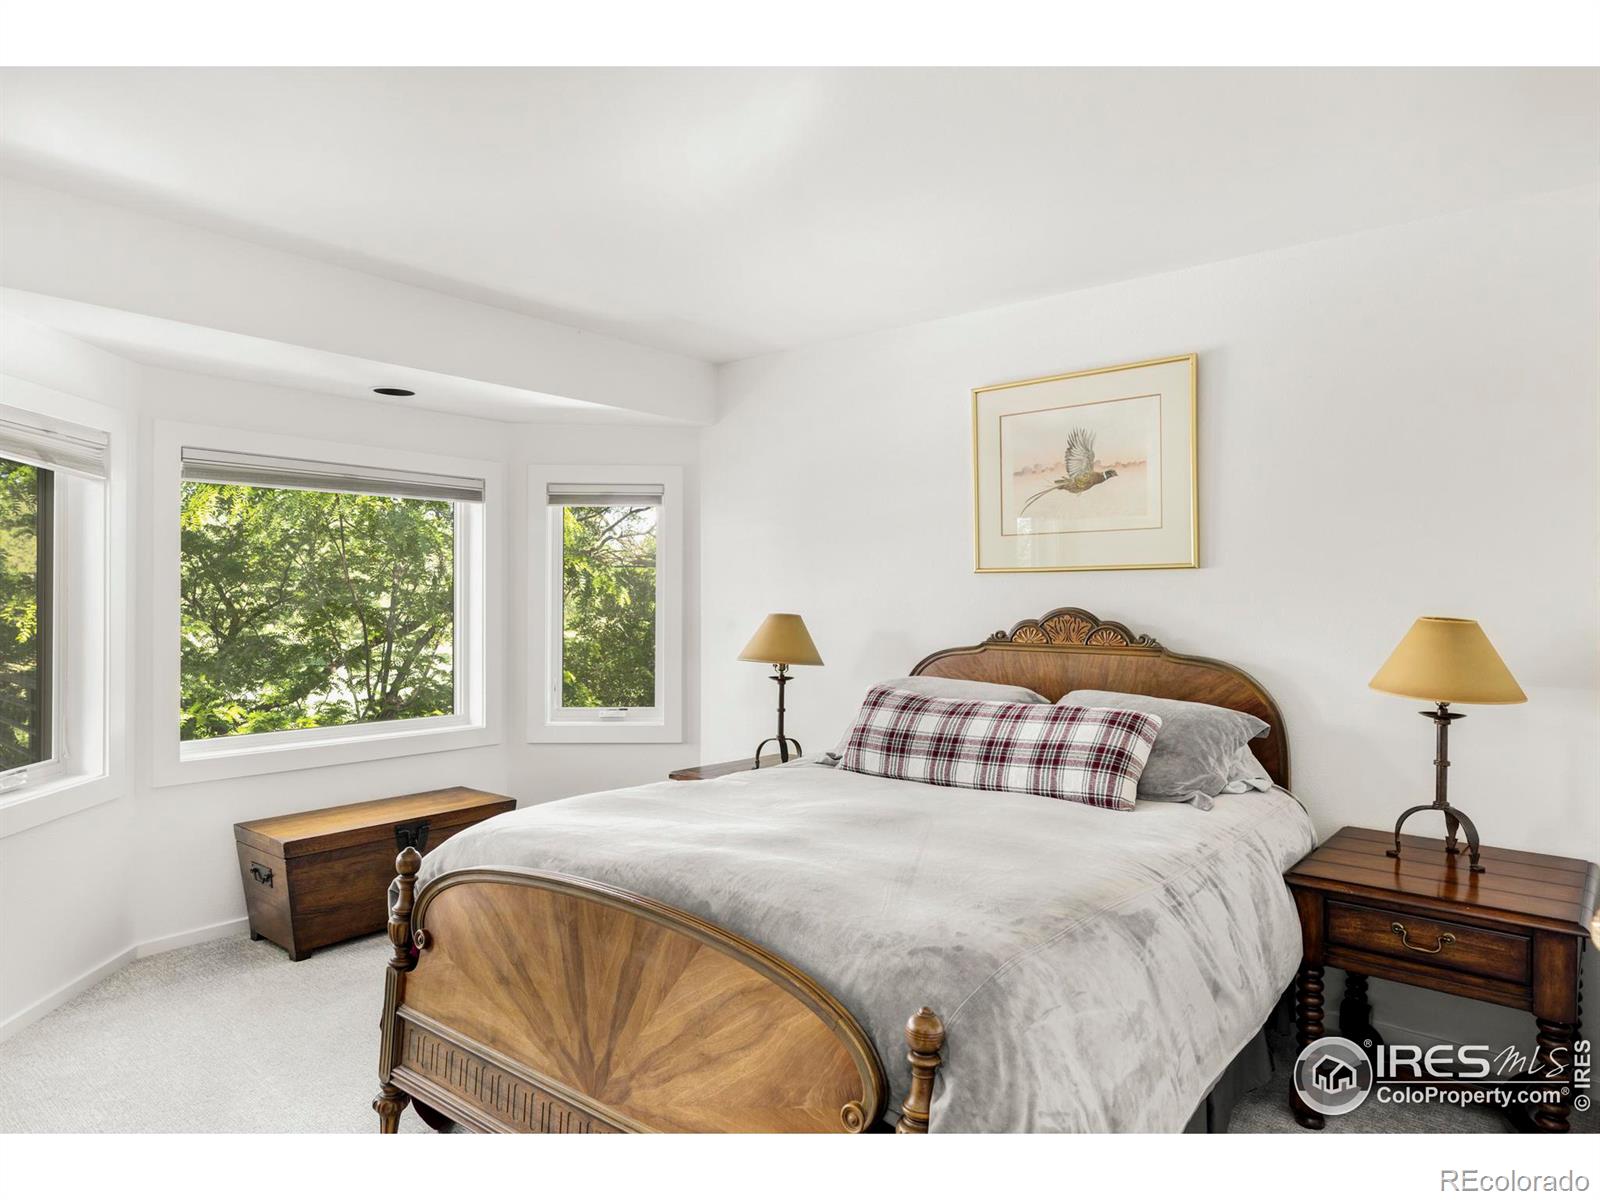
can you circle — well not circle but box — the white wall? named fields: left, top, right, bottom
left=0, top=324, right=140, bottom=1031
left=0, top=341, right=700, bottom=1033
left=702, top=186, right=1600, bottom=1046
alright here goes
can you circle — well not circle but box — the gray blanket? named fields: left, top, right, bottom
left=416, top=760, right=1317, bottom=1132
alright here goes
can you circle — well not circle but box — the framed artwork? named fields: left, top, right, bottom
left=972, top=353, right=1197, bottom=572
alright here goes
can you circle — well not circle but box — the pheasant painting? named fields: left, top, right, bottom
left=1019, top=427, right=1118, bottom=515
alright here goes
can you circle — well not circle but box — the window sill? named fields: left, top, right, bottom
left=154, top=718, right=501, bottom=787
left=0, top=769, right=121, bottom=839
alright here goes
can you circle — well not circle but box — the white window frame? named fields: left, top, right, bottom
left=152, top=421, right=503, bottom=787
left=0, top=377, right=126, bottom=839
left=528, top=465, right=682, bottom=744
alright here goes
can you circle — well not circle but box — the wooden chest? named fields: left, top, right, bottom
left=234, top=786, right=516, bottom=960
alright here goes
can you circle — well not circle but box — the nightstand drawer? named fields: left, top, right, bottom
left=1326, top=901, right=1530, bottom=984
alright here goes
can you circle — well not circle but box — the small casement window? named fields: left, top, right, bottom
left=175, top=446, right=486, bottom=754
left=0, top=456, right=55, bottom=778
left=0, top=403, right=110, bottom=796
left=531, top=467, right=682, bottom=744
left=548, top=483, right=662, bottom=722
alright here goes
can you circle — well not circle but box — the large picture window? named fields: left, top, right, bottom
left=530, top=468, right=682, bottom=743
left=0, top=457, right=52, bottom=774
left=179, top=484, right=457, bottom=740
left=159, top=437, right=495, bottom=782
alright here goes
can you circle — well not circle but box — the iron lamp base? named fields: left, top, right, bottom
left=1386, top=701, right=1485, bottom=873
left=753, top=664, right=802, bottom=769
left=1386, top=800, right=1485, bottom=873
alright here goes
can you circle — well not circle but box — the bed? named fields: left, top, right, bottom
left=373, top=607, right=1317, bottom=1134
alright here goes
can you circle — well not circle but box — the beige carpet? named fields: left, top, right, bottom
left=0, top=934, right=430, bottom=1134
left=0, top=933, right=1586, bottom=1134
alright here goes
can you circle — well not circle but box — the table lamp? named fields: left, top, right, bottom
left=1369, top=616, right=1526, bottom=873
left=738, top=613, right=823, bottom=768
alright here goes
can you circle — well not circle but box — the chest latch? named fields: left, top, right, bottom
left=394, top=820, right=431, bottom=855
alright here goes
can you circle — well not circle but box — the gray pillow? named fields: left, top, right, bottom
left=1059, top=689, right=1268, bottom=807
left=828, top=676, right=1049, bottom=759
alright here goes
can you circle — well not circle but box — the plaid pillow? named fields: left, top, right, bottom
left=838, top=685, right=1162, bottom=810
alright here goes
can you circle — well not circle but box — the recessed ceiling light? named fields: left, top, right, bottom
left=373, top=386, right=415, bottom=397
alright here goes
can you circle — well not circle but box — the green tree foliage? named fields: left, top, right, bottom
left=560, top=504, right=657, bottom=709
left=179, top=484, right=454, bottom=739
left=0, top=458, right=44, bottom=771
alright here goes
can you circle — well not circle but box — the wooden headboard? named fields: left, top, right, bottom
left=911, top=607, right=1290, bottom=788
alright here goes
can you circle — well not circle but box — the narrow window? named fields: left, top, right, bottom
left=0, top=398, right=111, bottom=802
left=539, top=478, right=679, bottom=737
left=554, top=496, right=660, bottom=717
left=0, top=456, right=53, bottom=774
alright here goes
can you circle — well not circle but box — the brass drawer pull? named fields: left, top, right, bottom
left=1391, top=921, right=1454, bottom=954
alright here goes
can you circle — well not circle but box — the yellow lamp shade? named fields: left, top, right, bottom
left=1369, top=617, right=1526, bottom=705
left=738, top=613, right=823, bottom=667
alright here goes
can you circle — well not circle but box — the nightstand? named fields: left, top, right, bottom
left=668, top=754, right=786, bottom=781
left=1285, top=826, right=1597, bottom=1133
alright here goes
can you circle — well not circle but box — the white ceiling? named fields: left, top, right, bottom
left=2, top=67, right=1596, bottom=364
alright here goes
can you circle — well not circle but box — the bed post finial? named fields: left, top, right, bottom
left=388, top=846, right=422, bottom=970
left=895, top=1006, right=945, bottom=1134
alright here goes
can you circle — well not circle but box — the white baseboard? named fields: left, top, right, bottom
left=135, top=916, right=250, bottom=959
left=0, top=944, right=134, bottom=1043
left=0, top=915, right=251, bottom=1043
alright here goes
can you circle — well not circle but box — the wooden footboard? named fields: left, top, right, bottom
left=374, top=848, right=943, bottom=1133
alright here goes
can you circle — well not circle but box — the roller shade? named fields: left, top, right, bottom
left=546, top=482, right=664, bottom=508
left=182, top=447, right=484, bottom=503
left=0, top=404, right=110, bottom=480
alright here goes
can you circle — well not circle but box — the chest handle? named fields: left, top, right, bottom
left=1391, top=921, right=1455, bottom=955
left=249, top=862, right=274, bottom=888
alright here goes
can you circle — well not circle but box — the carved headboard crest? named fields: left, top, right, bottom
left=988, top=607, right=1161, bottom=650
left=913, top=606, right=1290, bottom=788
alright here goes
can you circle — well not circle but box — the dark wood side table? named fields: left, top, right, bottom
left=1285, top=826, right=1597, bottom=1133
left=668, top=755, right=785, bottom=781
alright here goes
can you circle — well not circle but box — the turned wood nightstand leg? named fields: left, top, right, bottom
left=1291, top=961, right=1326, bottom=1130
left=1531, top=1017, right=1577, bottom=1133
left=1527, top=931, right=1583, bottom=1133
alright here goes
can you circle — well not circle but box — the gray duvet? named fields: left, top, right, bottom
left=416, top=760, right=1317, bottom=1132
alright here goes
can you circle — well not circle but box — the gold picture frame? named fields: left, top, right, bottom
left=972, top=354, right=1198, bottom=573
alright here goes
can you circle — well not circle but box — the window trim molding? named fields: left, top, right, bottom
left=151, top=421, right=504, bottom=788
left=0, top=376, right=128, bottom=840
left=527, top=464, right=683, bottom=745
